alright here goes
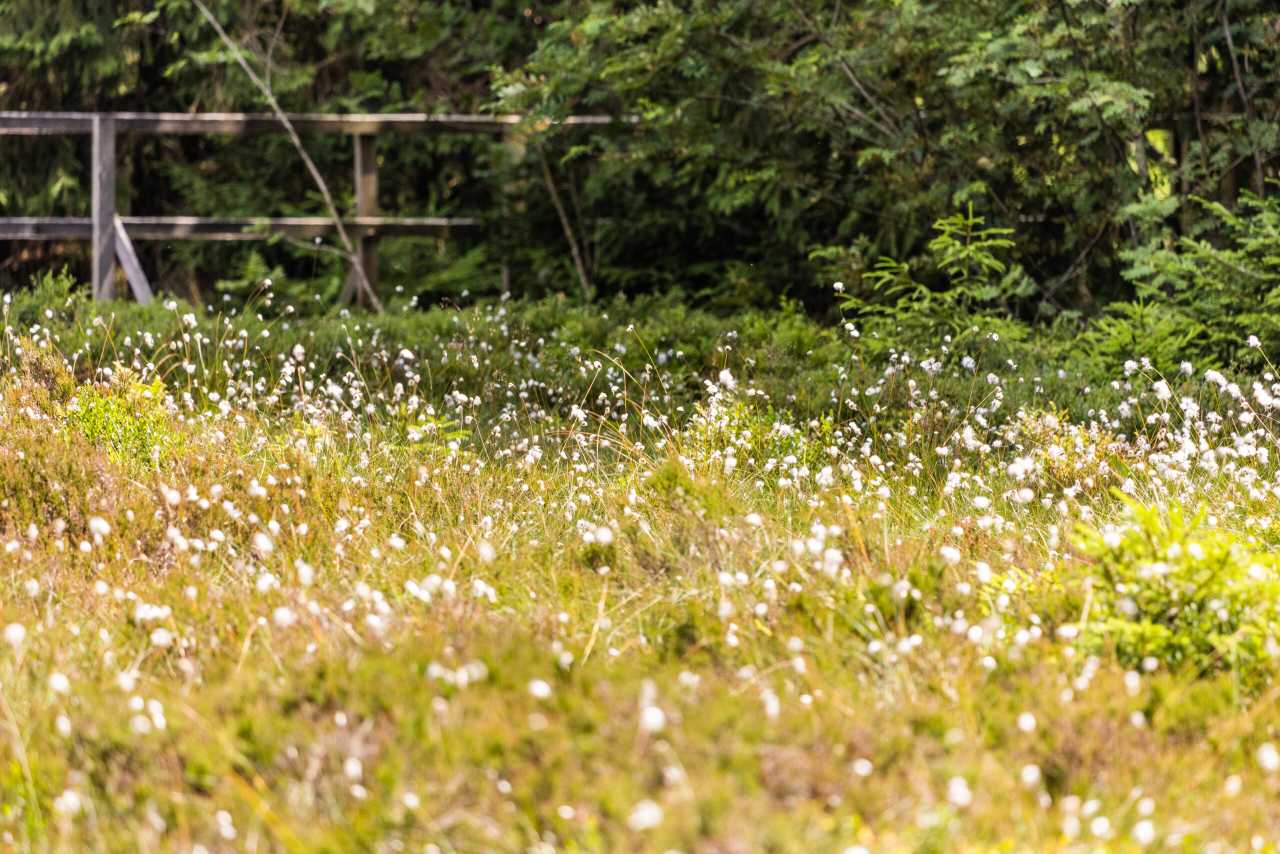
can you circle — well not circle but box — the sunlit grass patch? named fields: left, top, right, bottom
left=3, top=290, right=1280, bottom=849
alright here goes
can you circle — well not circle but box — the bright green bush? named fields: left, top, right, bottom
left=65, top=369, right=178, bottom=468
left=1075, top=499, right=1280, bottom=688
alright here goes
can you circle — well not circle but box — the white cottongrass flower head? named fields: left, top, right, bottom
left=1131, top=819, right=1156, bottom=846
left=3, top=623, right=26, bottom=648
left=626, top=798, right=663, bottom=831
left=946, top=776, right=973, bottom=808
left=252, top=531, right=275, bottom=556
left=639, top=704, right=667, bottom=734
left=53, top=789, right=83, bottom=816
left=638, top=679, right=666, bottom=733
left=1257, top=741, right=1280, bottom=773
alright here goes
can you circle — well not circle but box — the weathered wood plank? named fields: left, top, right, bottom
left=0, top=216, right=480, bottom=240
left=0, top=217, right=93, bottom=238
left=0, top=111, right=626, bottom=136
left=342, top=134, right=381, bottom=305
left=355, top=135, right=379, bottom=216
left=499, top=129, right=530, bottom=298
left=119, top=112, right=523, bottom=135
left=91, top=114, right=116, bottom=300
left=0, top=112, right=95, bottom=134
left=113, top=216, right=153, bottom=304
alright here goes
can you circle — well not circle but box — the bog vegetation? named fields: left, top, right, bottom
left=4, top=1, right=1280, bottom=851
left=0, top=276, right=1279, bottom=849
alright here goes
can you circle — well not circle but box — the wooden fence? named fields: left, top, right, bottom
left=0, top=111, right=618, bottom=304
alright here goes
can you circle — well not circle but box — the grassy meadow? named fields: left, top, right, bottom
left=1, top=279, right=1280, bottom=851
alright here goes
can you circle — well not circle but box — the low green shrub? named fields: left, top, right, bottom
left=1074, top=499, right=1280, bottom=689
left=65, top=369, right=179, bottom=468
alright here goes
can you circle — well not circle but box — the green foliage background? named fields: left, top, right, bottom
left=2, top=0, right=1280, bottom=367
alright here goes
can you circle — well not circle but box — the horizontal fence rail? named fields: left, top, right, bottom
left=0, top=216, right=478, bottom=240
left=0, top=110, right=622, bottom=304
left=0, top=111, right=619, bottom=136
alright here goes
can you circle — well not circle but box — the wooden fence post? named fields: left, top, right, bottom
left=342, top=133, right=379, bottom=305
left=501, top=129, right=527, bottom=297
left=91, top=114, right=116, bottom=300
